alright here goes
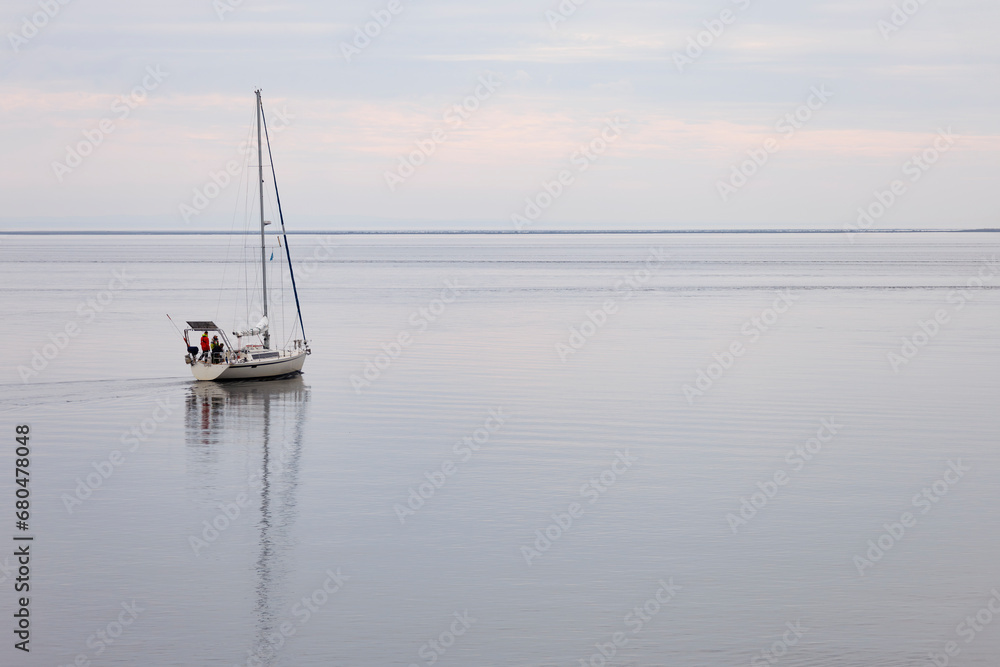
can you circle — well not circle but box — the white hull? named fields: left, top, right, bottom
left=190, top=349, right=307, bottom=381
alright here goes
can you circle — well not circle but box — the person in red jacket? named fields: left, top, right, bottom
left=199, top=331, right=210, bottom=362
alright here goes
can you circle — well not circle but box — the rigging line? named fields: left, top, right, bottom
left=269, top=207, right=290, bottom=346
left=263, top=138, right=283, bottom=344
left=274, top=209, right=291, bottom=345
left=260, top=102, right=308, bottom=344
left=279, top=236, right=288, bottom=347
left=238, top=107, right=258, bottom=330
left=264, top=192, right=283, bottom=343
left=243, top=116, right=260, bottom=332
left=218, top=105, right=258, bottom=325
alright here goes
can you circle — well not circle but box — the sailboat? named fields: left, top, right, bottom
left=182, top=90, right=310, bottom=381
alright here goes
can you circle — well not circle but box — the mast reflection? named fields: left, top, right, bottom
left=186, top=376, right=310, bottom=666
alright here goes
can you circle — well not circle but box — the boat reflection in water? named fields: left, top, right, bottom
left=185, top=376, right=311, bottom=665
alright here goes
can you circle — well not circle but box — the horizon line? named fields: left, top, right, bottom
left=2, top=228, right=998, bottom=236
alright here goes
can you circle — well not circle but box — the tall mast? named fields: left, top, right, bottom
left=261, top=104, right=307, bottom=345
left=256, top=89, right=270, bottom=349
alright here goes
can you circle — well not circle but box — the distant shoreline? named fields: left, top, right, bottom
left=2, top=229, right=998, bottom=236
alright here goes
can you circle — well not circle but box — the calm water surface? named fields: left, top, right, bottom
left=0, top=232, right=998, bottom=666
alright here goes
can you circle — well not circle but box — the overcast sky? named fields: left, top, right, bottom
left=1, top=0, right=997, bottom=231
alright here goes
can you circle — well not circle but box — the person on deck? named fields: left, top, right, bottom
left=211, top=335, right=224, bottom=364
left=199, top=331, right=210, bottom=362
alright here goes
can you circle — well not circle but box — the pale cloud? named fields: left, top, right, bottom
left=0, top=0, right=997, bottom=230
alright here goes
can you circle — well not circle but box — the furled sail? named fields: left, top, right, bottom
left=234, top=316, right=268, bottom=337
